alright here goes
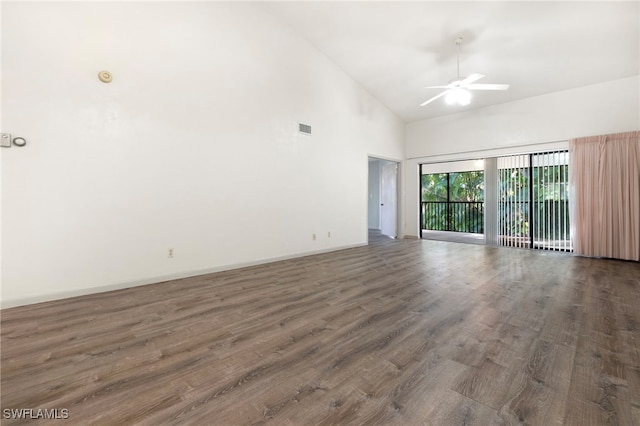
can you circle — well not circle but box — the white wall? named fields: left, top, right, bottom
left=1, top=2, right=404, bottom=307
left=404, top=76, right=640, bottom=237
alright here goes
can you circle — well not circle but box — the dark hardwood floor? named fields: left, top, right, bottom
left=1, top=232, right=639, bottom=425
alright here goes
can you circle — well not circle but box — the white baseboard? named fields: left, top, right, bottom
left=0, top=243, right=367, bottom=309
left=403, top=235, right=420, bottom=240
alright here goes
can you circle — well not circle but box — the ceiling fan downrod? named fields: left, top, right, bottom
left=455, top=37, right=463, bottom=81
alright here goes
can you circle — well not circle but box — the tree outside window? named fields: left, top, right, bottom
left=421, top=171, right=484, bottom=233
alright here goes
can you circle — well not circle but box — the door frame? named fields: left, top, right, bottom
left=367, top=155, right=401, bottom=242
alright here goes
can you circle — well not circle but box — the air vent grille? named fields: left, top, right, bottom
left=298, top=123, right=312, bottom=135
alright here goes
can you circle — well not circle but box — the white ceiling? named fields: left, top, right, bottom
left=265, top=1, right=639, bottom=123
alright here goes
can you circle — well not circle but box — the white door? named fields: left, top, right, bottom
left=380, top=161, right=397, bottom=238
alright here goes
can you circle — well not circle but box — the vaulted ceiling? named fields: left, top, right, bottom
left=266, top=1, right=639, bottom=123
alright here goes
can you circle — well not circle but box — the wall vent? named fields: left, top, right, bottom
left=298, top=123, right=312, bottom=135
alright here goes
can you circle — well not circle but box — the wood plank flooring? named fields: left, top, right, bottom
left=1, top=232, right=639, bottom=425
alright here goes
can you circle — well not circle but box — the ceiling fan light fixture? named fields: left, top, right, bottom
left=445, top=88, right=472, bottom=106
left=420, top=37, right=508, bottom=109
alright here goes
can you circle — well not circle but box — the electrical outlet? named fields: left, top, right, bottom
left=312, top=234, right=316, bottom=241
left=328, top=231, right=331, bottom=238
left=168, top=248, right=174, bottom=258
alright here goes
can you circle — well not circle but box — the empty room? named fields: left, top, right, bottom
left=1, top=1, right=639, bottom=425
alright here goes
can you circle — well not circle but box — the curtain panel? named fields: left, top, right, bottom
left=569, top=131, right=640, bottom=261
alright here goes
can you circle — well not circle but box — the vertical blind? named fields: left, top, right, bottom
left=498, top=151, right=571, bottom=251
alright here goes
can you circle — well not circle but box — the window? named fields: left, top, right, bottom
left=421, top=171, right=484, bottom=233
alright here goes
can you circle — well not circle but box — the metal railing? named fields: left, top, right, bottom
left=421, top=201, right=484, bottom=234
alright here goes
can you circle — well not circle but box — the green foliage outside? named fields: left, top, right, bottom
left=499, top=164, right=570, bottom=240
left=421, top=171, right=484, bottom=233
left=499, top=167, right=529, bottom=237
left=421, top=159, right=569, bottom=240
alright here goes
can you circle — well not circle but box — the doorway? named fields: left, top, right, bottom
left=368, top=157, right=399, bottom=239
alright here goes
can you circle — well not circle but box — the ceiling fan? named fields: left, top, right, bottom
left=420, top=37, right=509, bottom=107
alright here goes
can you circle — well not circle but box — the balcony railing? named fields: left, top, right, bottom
left=421, top=200, right=571, bottom=250
left=421, top=201, right=484, bottom=234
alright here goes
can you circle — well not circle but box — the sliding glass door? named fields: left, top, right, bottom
left=498, top=151, right=571, bottom=251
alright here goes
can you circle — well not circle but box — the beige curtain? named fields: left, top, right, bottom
left=569, top=131, right=640, bottom=261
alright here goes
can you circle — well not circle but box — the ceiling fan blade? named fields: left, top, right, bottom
left=467, top=83, right=510, bottom=91
left=420, top=90, right=449, bottom=106
left=460, top=73, right=484, bottom=85
left=424, top=85, right=452, bottom=89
